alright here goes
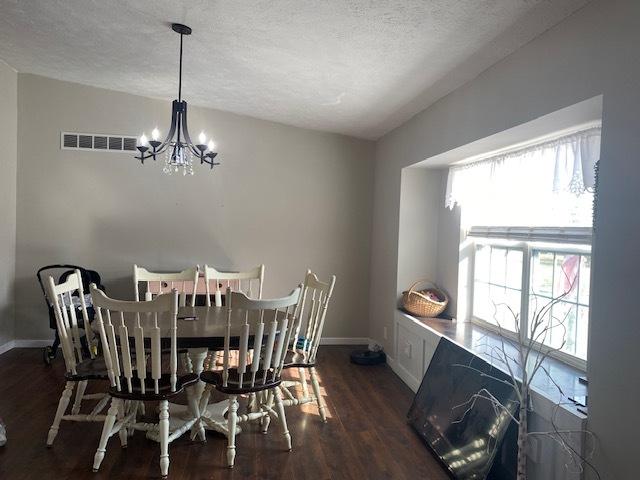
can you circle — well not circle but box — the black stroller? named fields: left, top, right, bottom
left=36, top=264, right=106, bottom=365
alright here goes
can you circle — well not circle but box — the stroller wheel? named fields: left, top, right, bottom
left=43, top=346, right=55, bottom=366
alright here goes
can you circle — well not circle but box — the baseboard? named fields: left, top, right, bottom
left=0, top=339, right=50, bottom=355
left=14, top=339, right=51, bottom=348
left=320, top=337, right=370, bottom=345
left=0, top=340, right=15, bottom=356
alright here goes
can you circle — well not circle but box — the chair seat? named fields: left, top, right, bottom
left=65, top=356, right=110, bottom=381
left=200, top=369, right=282, bottom=395
left=109, top=373, right=199, bottom=401
left=282, top=348, right=314, bottom=369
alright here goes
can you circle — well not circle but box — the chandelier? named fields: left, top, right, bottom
left=135, top=23, right=219, bottom=175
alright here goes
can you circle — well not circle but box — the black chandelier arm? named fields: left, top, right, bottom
left=201, top=152, right=220, bottom=169
left=135, top=149, right=154, bottom=163
left=135, top=142, right=168, bottom=163
left=135, top=99, right=182, bottom=164
left=155, top=100, right=181, bottom=149
left=179, top=101, right=200, bottom=156
left=179, top=101, right=209, bottom=158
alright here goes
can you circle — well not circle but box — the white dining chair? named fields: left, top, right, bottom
left=276, top=271, right=336, bottom=423
left=90, top=286, right=202, bottom=479
left=199, top=286, right=302, bottom=468
left=45, top=270, right=110, bottom=447
left=133, top=264, right=198, bottom=307
left=203, top=264, right=265, bottom=306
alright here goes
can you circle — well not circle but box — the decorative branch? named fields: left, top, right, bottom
left=452, top=261, right=598, bottom=479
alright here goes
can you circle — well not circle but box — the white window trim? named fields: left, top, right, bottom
left=470, top=237, right=590, bottom=372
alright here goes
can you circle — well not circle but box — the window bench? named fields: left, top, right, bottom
left=389, top=309, right=589, bottom=479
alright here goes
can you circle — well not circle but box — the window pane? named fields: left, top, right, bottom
left=529, top=294, right=545, bottom=324
left=490, top=247, right=507, bottom=285
left=506, top=250, right=523, bottom=290
left=527, top=295, right=551, bottom=343
left=475, top=245, right=490, bottom=282
left=531, top=251, right=554, bottom=297
left=546, top=301, right=577, bottom=355
left=487, top=285, right=518, bottom=332
left=504, top=288, right=521, bottom=332
left=554, top=253, right=579, bottom=302
left=488, top=284, right=505, bottom=325
left=576, top=306, right=589, bottom=360
left=473, top=281, right=490, bottom=321
left=579, top=255, right=591, bottom=305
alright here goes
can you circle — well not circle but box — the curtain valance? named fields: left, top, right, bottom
left=445, top=126, right=601, bottom=210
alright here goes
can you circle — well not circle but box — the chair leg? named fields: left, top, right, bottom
left=310, top=367, right=327, bottom=422
left=93, top=398, right=119, bottom=472
left=47, top=381, right=74, bottom=447
left=117, top=400, right=128, bottom=448
left=298, top=367, right=309, bottom=399
left=247, top=392, right=257, bottom=413
left=159, top=400, right=170, bottom=478
left=274, top=388, right=292, bottom=451
left=261, top=390, right=273, bottom=434
left=127, top=401, right=140, bottom=437
left=71, top=380, right=87, bottom=415
left=226, top=396, right=238, bottom=468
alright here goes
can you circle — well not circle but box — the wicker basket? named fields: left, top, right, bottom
left=402, top=279, right=449, bottom=318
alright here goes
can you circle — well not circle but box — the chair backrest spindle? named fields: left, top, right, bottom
left=222, top=285, right=301, bottom=390
left=203, top=265, right=265, bottom=307
left=293, top=271, right=336, bottom=364
left=91, top=285, right=179, bottom=396
left=45, top=270, right=94, bottom=375
left=133, top=264, right=198, bottom=307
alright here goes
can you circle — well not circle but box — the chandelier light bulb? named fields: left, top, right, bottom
left=208, top=140, right=215, bottom=151
left=199, top=131, right=206, bottom=144
left=151, top=127, right=160, bottom=141
left=139, top=133, right=148, bottom=146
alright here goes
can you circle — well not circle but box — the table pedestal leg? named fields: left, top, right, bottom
left=161, top=348, right=241, bottom=437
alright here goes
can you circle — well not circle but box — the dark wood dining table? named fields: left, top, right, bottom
left=148, top=306, right=282, bottom=437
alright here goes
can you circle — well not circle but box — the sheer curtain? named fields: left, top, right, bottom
left=445, top=126, right=601, bottom=227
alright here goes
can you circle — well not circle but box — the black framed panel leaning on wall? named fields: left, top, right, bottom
left=408, top=338, right=519, bottom=480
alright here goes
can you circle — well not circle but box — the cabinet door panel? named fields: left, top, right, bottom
left=396, top=323, right=424, bottom=380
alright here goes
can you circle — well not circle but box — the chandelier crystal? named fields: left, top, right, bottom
left=135, top=23, right=219, bottom=175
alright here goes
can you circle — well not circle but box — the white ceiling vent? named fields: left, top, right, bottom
left=61, top=132, right=138, bottom=152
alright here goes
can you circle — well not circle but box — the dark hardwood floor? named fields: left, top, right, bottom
left=0, top=346, right=449, bottom=479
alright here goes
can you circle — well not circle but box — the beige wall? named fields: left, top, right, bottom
left=15, top=74, right=374, bottom=341
left=369, top=0, right=640, bottom=478
left=397, top=168, right=441, bottom=298
left=0, top=60, right=17, bottom=348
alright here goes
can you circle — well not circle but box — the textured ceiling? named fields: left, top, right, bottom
left=0, top=0, right=590, bottom=139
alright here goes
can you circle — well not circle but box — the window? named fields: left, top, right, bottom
left=473, top=244, right=522, bottom=332
left=471, top=237, right=591, bottom=368
left=530, top=248, right=590, bottom=360
left=447, top=126, right=601, bottom=370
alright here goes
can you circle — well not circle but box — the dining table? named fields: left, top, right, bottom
left=142, top=305, right=282, bottom=439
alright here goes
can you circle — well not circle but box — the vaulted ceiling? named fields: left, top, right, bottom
left=0, top=0, right=590, bottom=139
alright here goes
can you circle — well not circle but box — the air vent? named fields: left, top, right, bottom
left=78, top=135, right=92, bottom=149
left=123, top=137, right=137, bottom=151
left=61, top=132, right=138, bottom=153
left=108, top=136, right=123, bottom=150
left=93, top=136, right=108, bottom=150
left=63, top=134, right=78, bottom=148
